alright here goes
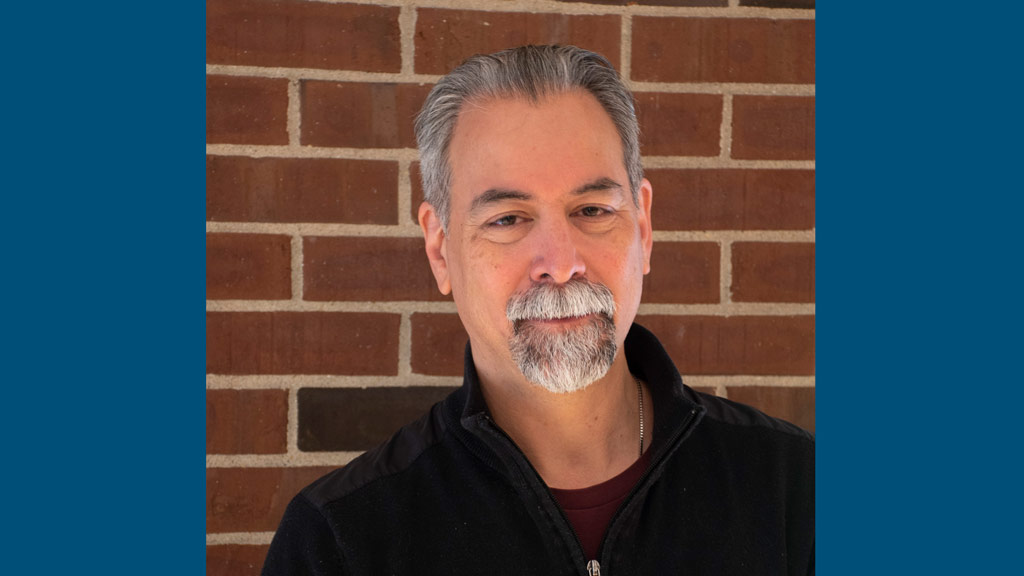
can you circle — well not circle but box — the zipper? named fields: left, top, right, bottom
left=476, top=405, right=705, bottom=575
left=594, top=405, right=704, bottom=567
left=477, top=414, right=592, bottom=574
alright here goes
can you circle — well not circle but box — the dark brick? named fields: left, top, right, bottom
left=206, top=389, right=288, bottom=455
left=303, top=236, right=446, bottom=302
left=206, top=545, right=269, bottom=576
left=635, top=92, right=722, bottom=156
left=207, top=156, right=398, bottom=225
left=207, top=0, right=400, bottom=72
left=206, top=312, right=401, bottom=375
left=207, top=467, right=334, bottom=532
left=206, top=233, right=291, bottom=300
left=207, top=75, right=288, bottom=145
left=732, top=242, right=815, bottom=303
left=415, top=10, right=620, bottom=74
left=301, top=81, right=431, bottom=149
left=637, top=315, right=814, bottom=375
left=732, top=96, right=815, bottom=160
left=299, top=387, right=458, bottom=451
left=632, top=18, right=814, bottom=83
left=646, top=169, right=815, bottom=231
left=727, top=385, right=815, bottom=433
left=410, top=313, right=468, bottom=376
left=643, top=242, right=720, bottom=303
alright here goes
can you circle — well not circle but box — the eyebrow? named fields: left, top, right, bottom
left=469, top=177, right=624, bottom=212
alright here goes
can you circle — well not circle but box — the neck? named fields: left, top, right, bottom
left=478, top=354, right=650, bottom=490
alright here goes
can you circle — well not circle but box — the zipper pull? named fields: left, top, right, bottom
left=586, top=559, right=601, bottom=576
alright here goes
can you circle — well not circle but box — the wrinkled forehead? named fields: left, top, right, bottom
left=446, top=92, right=626, bottom=204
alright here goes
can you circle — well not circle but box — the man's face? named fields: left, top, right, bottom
left=419, top=91, right=653, bottom=391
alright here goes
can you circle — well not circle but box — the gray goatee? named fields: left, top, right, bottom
left=505, top=278, right=617, bottom=394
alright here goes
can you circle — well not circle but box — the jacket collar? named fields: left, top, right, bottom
left=449, top=322, right=706, bottom=456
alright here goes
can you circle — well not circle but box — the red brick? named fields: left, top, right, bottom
left=643, top=242, right=720, bottom=303
left=207, top=156, right=398, bottom=225
left=741, top=0, right=815, bottom=8
left=303, top=237, right=449, bottom=302
left=207, top=545, right=269, bottom=576
left=637, top=315, right=814, bottom=375
left=646, top=169, right=815, bottom=231
left=411, top=313, right=468, bottom=376
left=732, top=242, right=815, bottom=303
left=206, top=233, right=291, bottom=300
left=206, top=312, right=401, bottom=375
left=415, top=10, right=621, bottom=74
left=635, top=92, right=722, bottom=156
left=301, top=81, right=431, bottom=149
left=732, top=96, right=815, bottom=160
left=207, top=467, right=333, bottom=533
left=206, top=389, right=288, bottom=455
left=632, top=18, right=814, bottom=83
left=207, top=75, right=288, bottom=145
left=557, top=0, right=724, bottom=5
left=410, top=161, right=424, bottom=222
left=207, top=0, right=400, bottom=72
left=726, top=386, right=815, bottom=432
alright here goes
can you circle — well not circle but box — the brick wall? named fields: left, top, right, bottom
left=206, top=1, right=814, bottom=572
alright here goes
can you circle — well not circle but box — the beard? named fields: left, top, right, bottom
left=505, top=278, right=618, bottom=394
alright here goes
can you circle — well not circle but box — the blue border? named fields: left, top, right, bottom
left=819, top=4, right=1022, bottom=573
left=4, top=4, right=203, bottom=574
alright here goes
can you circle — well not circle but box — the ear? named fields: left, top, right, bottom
left=638, top=178, right=654, bottom=275
left=418, top=201, right=452, bottom=295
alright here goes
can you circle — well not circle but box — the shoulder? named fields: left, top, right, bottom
left=690, top=387, right=814, bottom=444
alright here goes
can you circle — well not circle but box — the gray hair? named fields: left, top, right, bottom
left=414, top=45, right=643, bottom=231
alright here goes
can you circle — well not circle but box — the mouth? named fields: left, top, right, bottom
left=514, top=313, right=603, bottom=332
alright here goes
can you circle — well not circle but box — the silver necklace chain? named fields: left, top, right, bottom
left=635, top=375, right=644, bottom=457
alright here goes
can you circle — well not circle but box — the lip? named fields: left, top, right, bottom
left=522, top=313, right=597, bottom=327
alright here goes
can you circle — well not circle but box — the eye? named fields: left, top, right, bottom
left=489, top=214, right=522, bottom=227
left=576, top=206, right=612, bottom=218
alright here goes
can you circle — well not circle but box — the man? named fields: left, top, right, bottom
left=262, top=45, right=813, bottom=575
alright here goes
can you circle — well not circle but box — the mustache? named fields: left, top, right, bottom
left=506, top=278, right=616, bottom=323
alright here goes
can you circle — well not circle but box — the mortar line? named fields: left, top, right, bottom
left=291, top=0, right=815, bottom=20
left=720, top=93, right=734, bottom=160
left=620, top=14, right=632, bottom=83
left=207, top=65, right=813, bottom=96
left=720, top=240, right=733, bottom=304
left=207, top=374, right=813, bottom=391
left=717, top=385, right=728, bottom=398
left=207, top=452, right=363, bottom=468
left=399, top=5, right=417, bottom=76
left=290, top=235, right=304, bottom=301
left=205, top=299, right=814, bottom=316
left=207, top=221, right=814, bottom=241
left=204, top=143, right=813, bottom=170
left=205, top=143, right=420, bottom=161
left=398, top=158, right=414, bottom=226
left=287, top=78, right=301, bottom=146
left=206, top=532, right=276, bottom=546
left=287, top=388, right=300, bottom=455
left=398, top=312, right=413, bottom=376
left=207, top=374, right=464, bottom=390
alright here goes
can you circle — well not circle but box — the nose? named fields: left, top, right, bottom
left=528, top=218, right=586, bottom=284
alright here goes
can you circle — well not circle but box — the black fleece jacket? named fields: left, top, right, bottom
left=261, top=324, right=815, bottom=575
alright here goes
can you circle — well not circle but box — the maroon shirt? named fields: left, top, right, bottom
left=549, top=450, right=652, bottom=561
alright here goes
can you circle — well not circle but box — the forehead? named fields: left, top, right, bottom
left=447, top=91, right=625, bottom=205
